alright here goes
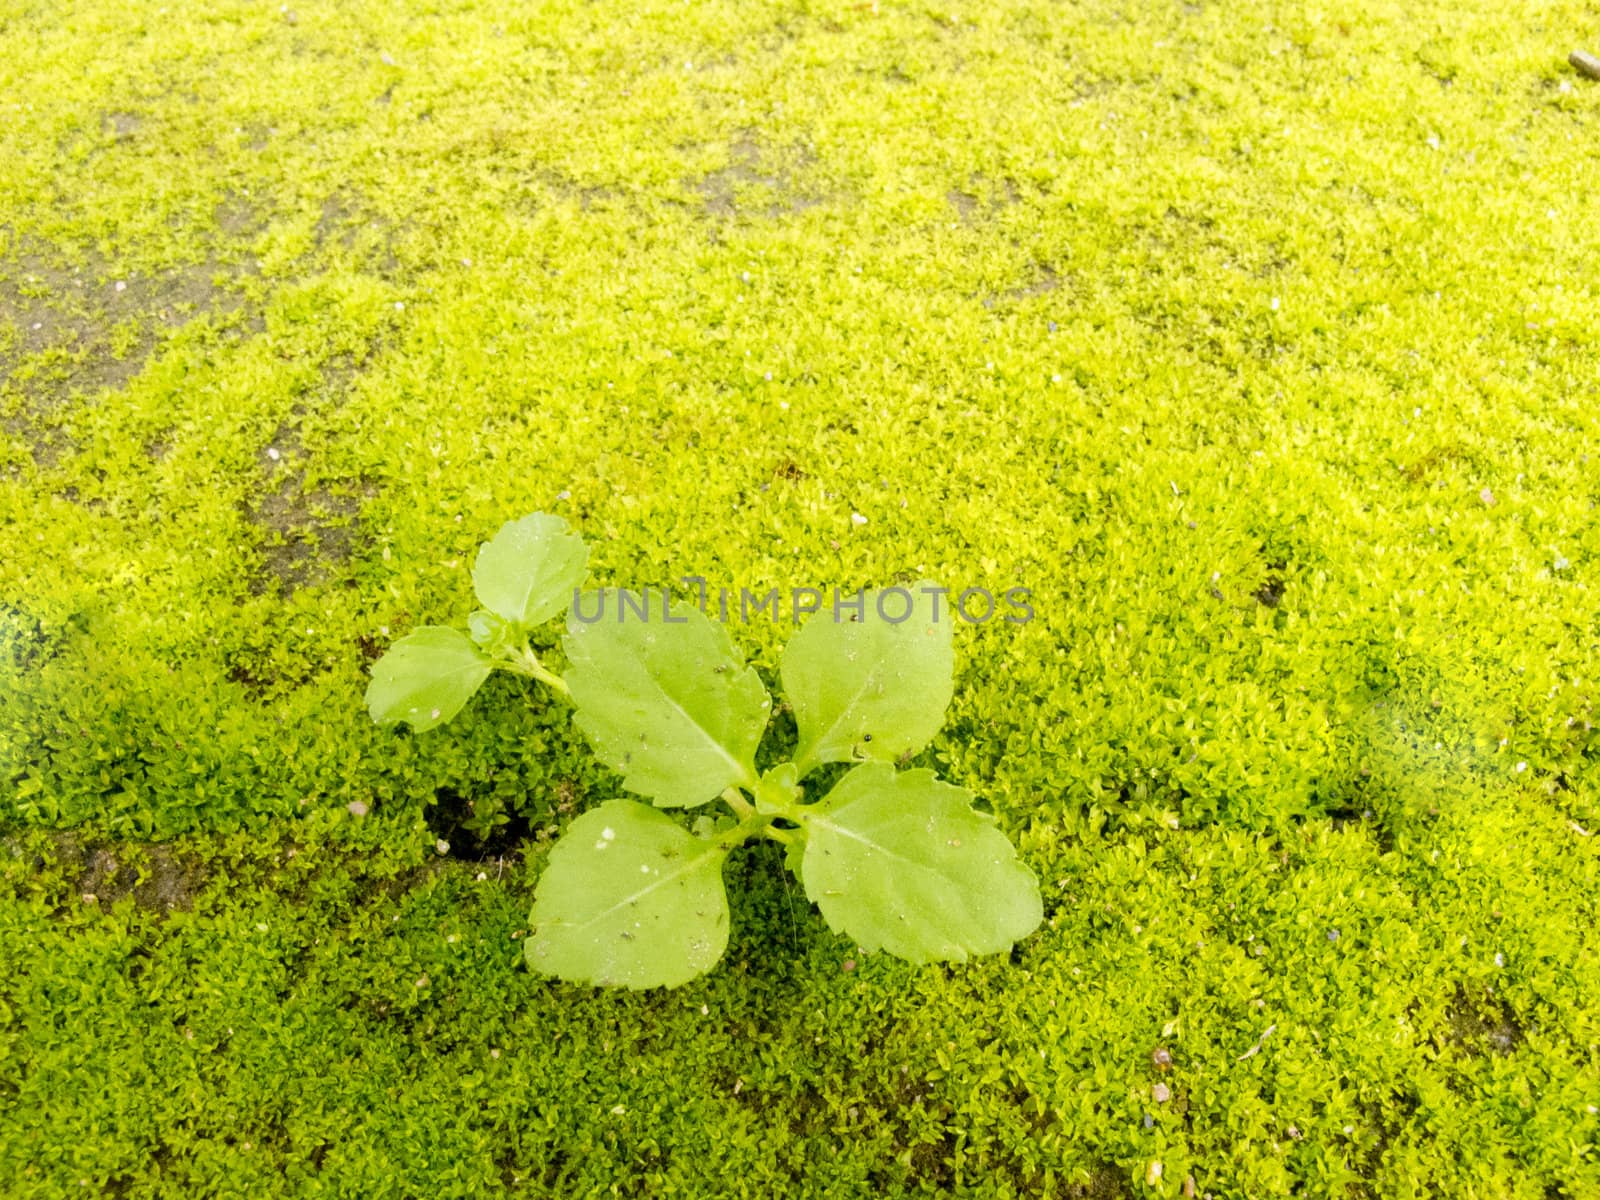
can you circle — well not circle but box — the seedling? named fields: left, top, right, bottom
left=367, top=514, right=1042, bottom=989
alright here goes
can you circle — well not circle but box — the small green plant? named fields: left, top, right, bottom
left=367, top=514, right=1043, bottom=988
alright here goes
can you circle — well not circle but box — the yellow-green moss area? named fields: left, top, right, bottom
left=2, top=0, right=1599, bottom=1195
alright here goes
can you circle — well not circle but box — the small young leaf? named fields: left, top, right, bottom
left=526, top=800, right=731, bottom=989
left=472, top=513, right=588, bottom=628
left=366, top=627, right=493, bottom=732
left=563, top=590, right=768, bottom=807
left=755, top=763, right=801, bottom=815
left=780, top=581, right=954, bottom=774
left=798, top=763, right=1042, bottom=963
left=467, top=609, right=504, bottom=647
left=466, top=608, right=518, bottom=655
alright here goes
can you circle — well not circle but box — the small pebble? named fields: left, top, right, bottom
left=1479, top=487, right=1495, bottom=505
left=114, top=281, right=126, bottom=292
left=435, top=838, right=450, bottom=855
left=850, top=513, right=868, bottom=526
left=380, top=50, right=396, bottom=66
left=1152, top=1082, right=1171, bottom=1103
left=842, top=958, right=856, bottom=972
left=1152, top=1046, right=1173, bottom=1070
left=346, top=800, right=369, bottom=817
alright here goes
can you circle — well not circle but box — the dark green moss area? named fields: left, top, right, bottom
left=2, top=0, right=1598, bottom=1194
left=5, top=803, right=1598, bottom=1198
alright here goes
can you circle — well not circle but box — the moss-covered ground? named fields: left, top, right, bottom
left=3, top=1, right=1600, bottom=1195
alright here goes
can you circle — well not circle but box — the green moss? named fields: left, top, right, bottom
left=3, top=0, right=1600, bottom=1194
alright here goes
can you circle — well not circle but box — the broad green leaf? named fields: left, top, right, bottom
left=472, top=513, right=588, bottom=628
left=798, top=763, right=1042, bottom=964
left=525, top=800, right=731, bottom=989
left=780, top=581, right=954, bottom=774
left=365, top=626, right=492, bottom=732
left=563, top=589, right=768, bottom=807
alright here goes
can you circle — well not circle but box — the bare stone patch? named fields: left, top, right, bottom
left=687, top=130, right=831, bottom=220
left=1440, top=983, right=1525, bottom=1057
left=244, top=346, right=381, bottom=595
left=100, top=111, right=142, bottom=140
left=535, top=169, right=613, bottom=213
left=947, top=188, right=980, bottom=222
left=314, top=191, right=402, bottom=274
left=249, top=475, right=372, bottom=596
left=238, top=121, right=275, bottom=152
left=55, top=834, right=208, bottom=918
left=0, top=240, right=259, bottom=465
left=984, top=264, right=1062, bottom=309
left=215, top=191, right=267, bottom=239
left=947, top=174, right=1022, bottom=225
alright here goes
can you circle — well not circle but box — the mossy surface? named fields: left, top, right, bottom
left=2, top=0, right=1599, bottom=1195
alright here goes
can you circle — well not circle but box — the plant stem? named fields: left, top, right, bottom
left=721, top=786, right=755, bottom=819
left=719, top=810, right=772, bottom=849
left=790, top=743, right=818, bottom=781
left=506, top=645, right=569, bottom=696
